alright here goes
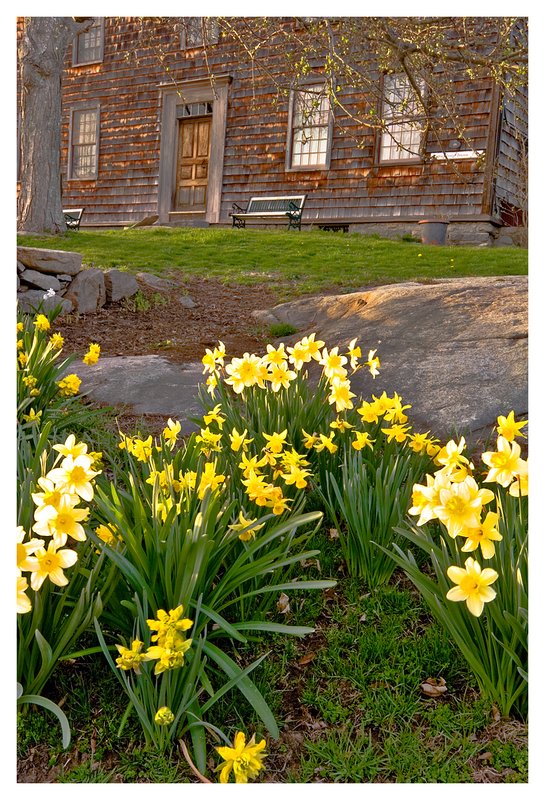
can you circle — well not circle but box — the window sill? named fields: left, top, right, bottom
left=71, top=59, right=104, bottom=68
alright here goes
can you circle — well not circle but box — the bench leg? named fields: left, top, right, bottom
left=232, top=217, right=246, bottom=229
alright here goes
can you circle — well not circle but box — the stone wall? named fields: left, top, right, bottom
left=17, top=246, right=138, bottom=314
left=347, top=220, right=527, bottom=247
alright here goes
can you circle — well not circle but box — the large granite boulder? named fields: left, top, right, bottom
left=104, top=269, right=139, bottom=303
left=255, top=276, right=528, bottom=440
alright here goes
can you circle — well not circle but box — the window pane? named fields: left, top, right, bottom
left=291, top=86, right=330, bottom=168
left=380, top=74, right=423, bottom=162
left=71, top=109, right=98, bottom=178
left=76, top=20, right=102, bottom=64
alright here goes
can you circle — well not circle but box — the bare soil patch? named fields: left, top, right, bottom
left=55, top=275, right=278, bottom=364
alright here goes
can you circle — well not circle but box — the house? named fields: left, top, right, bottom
left=20, top=17, right=528, bottom=245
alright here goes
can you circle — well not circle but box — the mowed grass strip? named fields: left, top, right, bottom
left=17, top=228, right=528, bottom=300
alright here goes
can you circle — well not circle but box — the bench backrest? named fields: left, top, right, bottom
left=246, top=196, right=306, bottom=215
left=63, top=208, right=84, bottom=230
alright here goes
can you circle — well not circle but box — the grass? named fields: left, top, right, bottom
left=17, top=228, right=527, bottom=301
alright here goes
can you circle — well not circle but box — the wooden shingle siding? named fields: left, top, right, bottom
left=25, top=16, right=522, bottom=227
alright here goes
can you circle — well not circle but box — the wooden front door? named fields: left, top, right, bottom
left=174, top=116, right=211, bottom=211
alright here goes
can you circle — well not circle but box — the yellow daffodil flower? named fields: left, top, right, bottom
left=314, top=432, right=338, bottom=454
left=460, top=511, right=503, bottom=559
left=328, top=376, right=356, bottom=412
left=154, top=707, right=175, bottom=726
left=496, top=410, right=527, bottom=442
left=225, top=353, right=263, bottom=393
left=262, top=342, right=288, bottom=366
left=229, top=427, right=253, bottom=452
left=34, top=314, right=50, bottom=332
left=228, top=511, right=265, bottom=541
left=215, top=731, right=267, bottom=784
left=347, top=337, right=361, bottom=371
left=83, top=342, right=101, bottom=365
left=115, top=640, right=151, bottom=673
left=268, top=361, right=296, bottom=392
left=17, top=576, right=32, bottom=614
left=21, top=407, right=42, bottom=424
left=28, top=541, right=78, bottom=590
left=263, top=429, right=288, bottom=454
left=203, top=404, right=226, bottom=428
left=446, top=557, right=498, bottom=617
left=46, top=454, right=100, bottom=502
left=53, top=433, right=88, bottom=459
left=163, top=418, right=181, bottom=448
left=32, top=493, right=89, bottom=548
left=57, top=373, right=81, bottom=397
left=319, top=346, right=348, bottom=380
left=482, top=436, right=528, bottom=488
left=381, top=423, right=411, bottom=443
left=301, top=429, right=318, bottom=449
left=434, top=476, right=495, bottom=538
left=352, top=431, right=375, bottom=451
left=49, top=333, right=64, bottom=349
left=365, top=349, right=381, bottom=378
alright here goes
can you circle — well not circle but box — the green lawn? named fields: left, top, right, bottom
left=17, top=228, right=528, bottom=300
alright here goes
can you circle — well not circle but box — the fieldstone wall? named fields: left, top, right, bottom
left=17, top=246, right=138, bottom=314
left=347, top=220, right=526, bottom=247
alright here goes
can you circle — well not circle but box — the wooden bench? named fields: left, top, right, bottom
left=63, top=208, right=85, bottom=230
left=230, top=195, right=306, bottom=230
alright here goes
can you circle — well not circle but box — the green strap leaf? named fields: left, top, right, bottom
left=18, top=693, right=71, bottom=749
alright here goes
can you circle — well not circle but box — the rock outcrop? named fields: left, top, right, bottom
left=254, top=276, right=528, bottom=439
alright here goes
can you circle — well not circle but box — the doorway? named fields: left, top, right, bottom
left=174, top=115, right=211, bottom=211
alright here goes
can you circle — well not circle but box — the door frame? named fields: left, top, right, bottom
left=158, top=75, right=231, bottom=224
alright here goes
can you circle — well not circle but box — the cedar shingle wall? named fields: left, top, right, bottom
left=58, top=17, right=493, bottom=226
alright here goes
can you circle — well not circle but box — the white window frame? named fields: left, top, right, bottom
left=286, top=84, right=333, bottom=171
left=72, top=18, right=104, bottom=67
left=68, top=104, right=100, bottom=181
left=379, top=74, right=424, bottom=163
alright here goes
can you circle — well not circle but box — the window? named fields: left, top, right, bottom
left=379, top=74, right=423, bottom=162
left=69, top=106, right=100, bottom=180
left=180, top=18, right=220, bottom=50
left=288, top=85, right=332, bottom=169
left=72, top=18, right=104, bottom=66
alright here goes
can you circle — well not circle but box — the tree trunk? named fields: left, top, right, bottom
left=17, top=18, right=88, bottom=233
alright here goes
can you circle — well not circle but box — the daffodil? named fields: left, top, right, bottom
left=496, top=410, right=527, bottom=442
left=57, top=373, right=81, bottom=397
left=281, top=465, right=311, bottom=489
left=328, top=376, right=356, bottom=412
left=83, top=342, right=101, bottom=365
left=268, top=361, right=296, bottom=392
left=301, top=429, right=318, bottom=449
left=34, top=314, right=50, bottom=332
left=352, top=430, right=375, bottom=451
left=17, top=576, right=32, bottom=614
left=49, top=333, right=64, bottom=349
left=146, top=640, right=193, bottom=674
left=347, top=338, right=361, bottom=371
left=460, top=512, right=503, bottom=559
left=154, top=707, right=175, bottom=726
left=381, top=423, right=411, bottom=443
left=229, top=427, right=253, bottom=452
left=52, top=433, right=88, bottom=459
left=299, top=333, right=324, bottom=361
left=197, top=461, right=226, bottom=499
left=319, top=346, right=348, bottom=380
left=446, top=557, right=498, bottom=616
left=225, top=353, right=262, bottom=393
left=262, top=343, right=288, bottom=366
left=365, top=348, right=380, bottom=378
left=482, top=436, right=528, bottom=488
left=382, top=392, right=411, bottom=424
left=228, top=511, right=265, bottom=541
left=32, top=493, right=89, bottom=547
left=509, top=473, right=528, bottom=497
left=286, top=340, right=312, bottom=370
left=238, top=452, right=268, bottom=478
left=408, top=471, right=452, bottom=526
left=434, top=437, right=470, bottom=474
left=131, top=436, right=154, bottom=462
left=357, top=400, right=380, bottom=424
left=434, top=476, right=494, bottom=538
left=16, top=527, right=44, bottom=573
left=408, top=431, right=433, bottom=454
left=32, top=476, right=79, bottom=519
left=203, top=404, right=226, bottom=428
left=263, top=429, right=288, bottom=454
left=46, top=454, right=99, bottom=502
left=95, top=523, right=119, bottom=549
left=28, top=541, right=78, bottom=590
left=21, top=407, right=42, bottom=424
left=163, top=418, right=181, bottom=448
left=314, top=432, right=338, bottom=454
left=215, top=731, right=267, bottom=784
left=115, top=640, right=150, bottom=673
left=147, top=605, right=193, bottom=648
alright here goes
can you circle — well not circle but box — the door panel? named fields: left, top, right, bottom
left=175, top=116, right=211, bottom=211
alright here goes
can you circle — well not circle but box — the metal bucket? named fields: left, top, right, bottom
left=418, top=220, right=449, bottom=245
